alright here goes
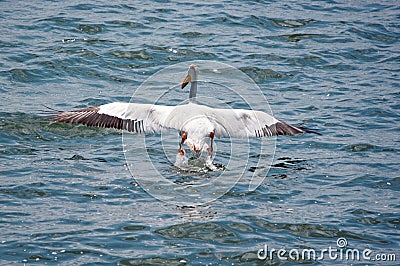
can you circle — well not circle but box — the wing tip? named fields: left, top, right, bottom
left=273, top=122, right=321, bottom=136
left=51, top=106, right=100, bottom=123
left=50, top=106, right=150, bottom=134
left=297, top=125, right=322, bottom=136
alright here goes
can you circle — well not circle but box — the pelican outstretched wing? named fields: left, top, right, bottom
left=210, top=107, right=307, bottom=138
left=52, top=102, right=176, bottom=134
left=52, top=102, right=314, bottom=137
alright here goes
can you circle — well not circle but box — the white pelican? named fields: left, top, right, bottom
left=52, top=64, right=317, bottom=167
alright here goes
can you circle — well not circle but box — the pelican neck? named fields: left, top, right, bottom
left=188, top=81, right=197, bottom=102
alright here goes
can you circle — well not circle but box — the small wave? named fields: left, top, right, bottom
left=108, top=50, right=153, bottom=60
left=78, top=24, right=105, bottom=34
left=239, top=66, right=289, bottom=82
left=341, top=143, right=378, bottom=152
left=272, top=18, right=317, bottom=28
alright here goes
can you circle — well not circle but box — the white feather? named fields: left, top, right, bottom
left=97, top=102, right=282, bottom=138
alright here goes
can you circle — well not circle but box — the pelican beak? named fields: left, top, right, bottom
left=181, top=74, right=191, bottom=89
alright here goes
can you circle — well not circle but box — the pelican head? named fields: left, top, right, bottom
left=181, top=64, right=198, bottom=89
left=181, top=64, right=199, bottom=102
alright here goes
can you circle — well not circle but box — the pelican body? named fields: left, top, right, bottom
left=52, top=64, right=316, bottom=167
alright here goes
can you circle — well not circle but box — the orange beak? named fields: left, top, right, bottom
left=181, top=74, right=191, bottom=89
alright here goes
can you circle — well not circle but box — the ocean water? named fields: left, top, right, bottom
left=1, top=0, right=399, bottom=265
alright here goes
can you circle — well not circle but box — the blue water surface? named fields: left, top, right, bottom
left=0, top=0, right=399, bottom=265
